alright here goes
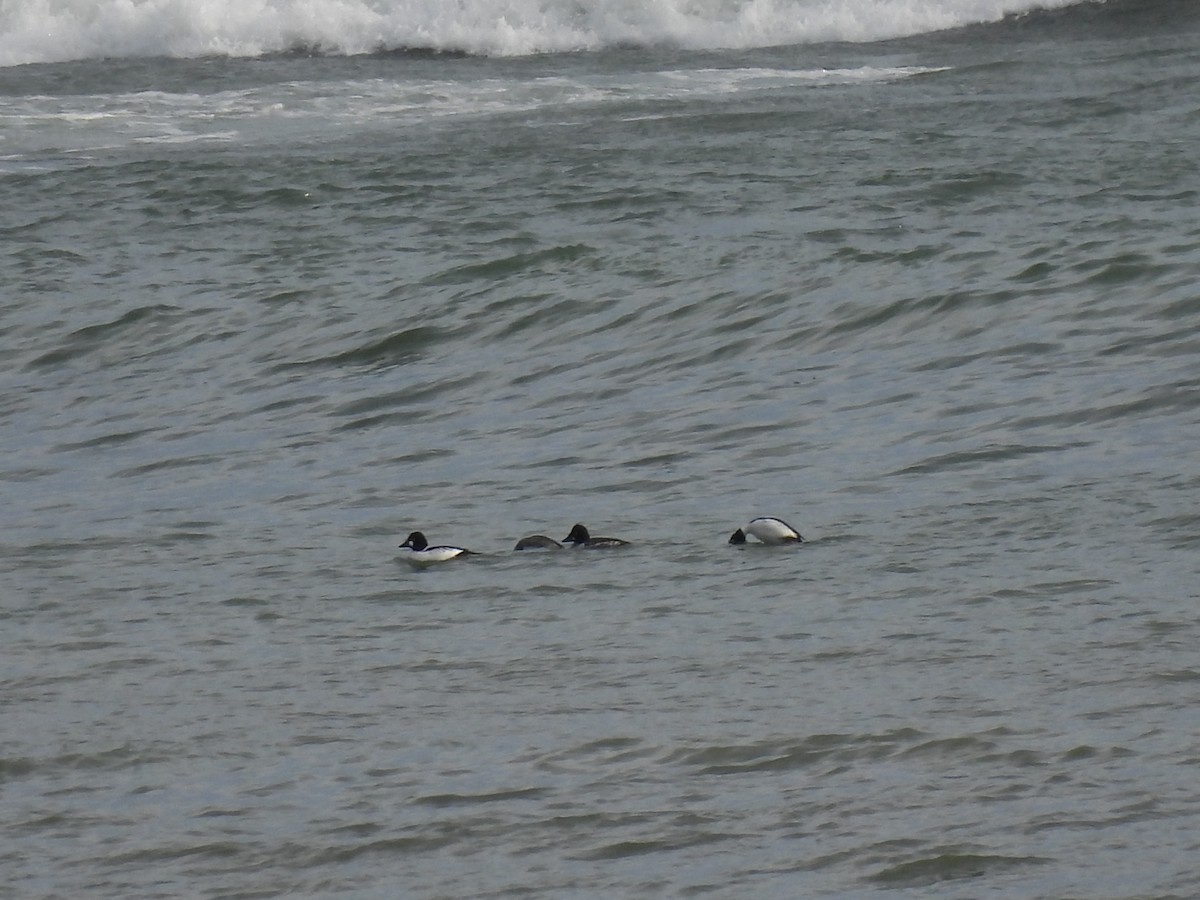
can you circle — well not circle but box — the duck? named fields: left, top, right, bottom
left=513, top=534, right=562, bottom=550
left=398, top=531, right=476, bottom=564
left=729, top=517, right=804, bottom=545
left=562, top=523, right=629, bottom=548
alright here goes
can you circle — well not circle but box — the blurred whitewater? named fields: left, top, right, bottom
left=2, top=0, right=1088, bottom=65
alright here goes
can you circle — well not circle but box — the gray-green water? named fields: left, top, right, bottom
left=3, top=1, right=1200, bottom=896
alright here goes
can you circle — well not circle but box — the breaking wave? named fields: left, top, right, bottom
left=1, top=0, right=1103, bottom=67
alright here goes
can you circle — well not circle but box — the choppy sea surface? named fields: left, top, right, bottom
left=3, top=0, right=1200, bottom=896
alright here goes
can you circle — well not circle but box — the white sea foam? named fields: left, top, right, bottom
left=1, top=0, right=1089, bottom=67
left=0, top=63, right=945, bottom=158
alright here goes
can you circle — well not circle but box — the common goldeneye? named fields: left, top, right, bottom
left=729, top=517, right=804, bottom=545
left=562, top=523, right=630, bottom=548
left=399, top=531, right=475, bottom=564
left=513, top=534, right=562, bottom=550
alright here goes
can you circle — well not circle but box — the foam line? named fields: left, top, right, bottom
left=1, top=0, right=1089, bottom=67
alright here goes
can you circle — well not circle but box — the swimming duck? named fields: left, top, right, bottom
left=398, top=531, right=475, bottom=564
left=729, top=517, right=804, bottom=545
left=562, top=523, right=629, bottom=548
left=513, top=534, right=562, bottom=550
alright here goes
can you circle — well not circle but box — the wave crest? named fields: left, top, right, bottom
left=1, top=0, right=1093, bottom=67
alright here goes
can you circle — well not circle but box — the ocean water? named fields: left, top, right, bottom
left=3, top=0, right=1200, bottom=896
